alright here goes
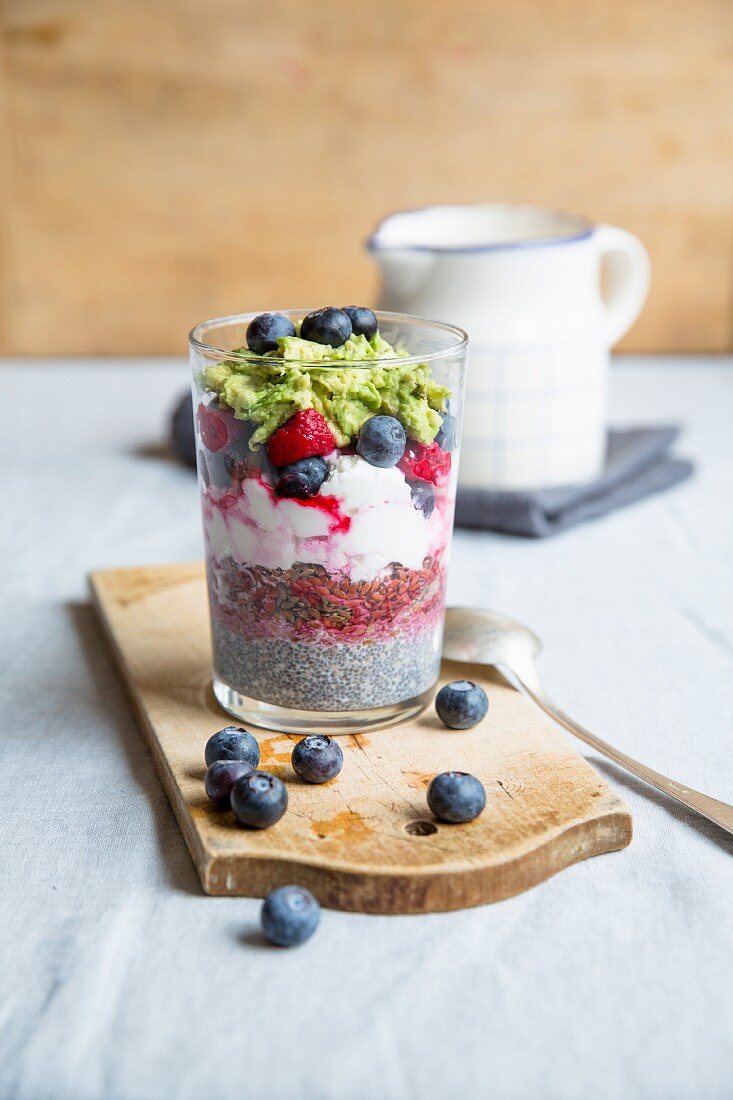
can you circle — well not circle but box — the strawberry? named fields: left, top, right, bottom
left=267, top=409, right=336, bottom=468
left=398, top=441, right=452, bottom=486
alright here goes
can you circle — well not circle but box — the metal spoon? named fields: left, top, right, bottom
left=443, top=607, right=733, bottom=838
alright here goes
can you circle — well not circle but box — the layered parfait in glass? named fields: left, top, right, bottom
left=190, top=308, right=467, bottom=733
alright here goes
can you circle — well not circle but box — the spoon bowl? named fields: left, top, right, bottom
left=443, top=607, right=542, bottom=667
left=442, top=605, right=733, bottom=839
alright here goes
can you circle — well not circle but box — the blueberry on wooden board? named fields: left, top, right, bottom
left=204, top=727, right=260, bottom=768
left=435, top=681, right=489, bottom=729
left=231, top=771, right=288, bottom=829
left=427, top=771, right=486, bottom=824
left=291, top=735, right=343, bottom=784
left=204, top=760, right=254, bottom=809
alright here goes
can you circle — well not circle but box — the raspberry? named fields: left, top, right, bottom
left=196, top=403, right=230, bottom=452
left=398, top=441, right=451, bottom=486
left=267, top=409, right=336, bottom=467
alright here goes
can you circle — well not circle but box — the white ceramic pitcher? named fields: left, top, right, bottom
left=369, top=204, right=650, bottom=490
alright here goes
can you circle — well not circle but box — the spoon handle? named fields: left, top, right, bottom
left=507, top=669, right=733, bottom=838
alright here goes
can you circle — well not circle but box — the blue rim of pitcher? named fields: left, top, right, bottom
left=367, top=203, right=594, bottom=254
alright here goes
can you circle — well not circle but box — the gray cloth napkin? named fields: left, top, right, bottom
left=455, top=426, right=694, bottom=538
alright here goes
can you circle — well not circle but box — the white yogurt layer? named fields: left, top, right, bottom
left=204, top=454, right=452, bottom=581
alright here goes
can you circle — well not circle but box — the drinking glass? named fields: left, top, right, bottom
left=190, top=310, right=467, bottom=733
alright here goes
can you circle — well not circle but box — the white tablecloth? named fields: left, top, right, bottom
left=1, top=357, right=732, bottom=1100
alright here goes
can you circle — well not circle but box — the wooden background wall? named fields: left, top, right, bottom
left=1, top=0, right=731, bottom=356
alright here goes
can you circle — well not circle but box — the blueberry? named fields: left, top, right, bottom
left=301, top=307, right=352, bottom=348
left=276, top=456, right=329, bottom=499
left=261, top=885, right=320, bottom=947
left=197, top=448, right=211, bottom=488
left=204, top=726, right=260, bottom=768
left=170, top=391, right=196, bottom=466
left=341, top=306, right=378, bottom=341
left=198, top=441, right=234, bottom=490
left=435, top=680, right=489, bottom=729
left=356, top=415, right=406, bottom=468
left=291, top=735, right=343, bottom=784
left=410, top=481, right=435, bottom=517
left=223, top=423, right=257, bottom=480
left=427, top=771, right=486, bottom=824
left=206, top=449, right=233, bottom=489
left=247, top=312, right=296, bottom=355
left=225, top=445, right=250, bottom=480
left=231, top=770, right=288, bottom=829
left=204, top=759, right=254, bottom=809
left=436, top=412, right=458, bottom=451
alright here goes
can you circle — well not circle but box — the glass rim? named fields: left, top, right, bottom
left=189, top=309, right=468, bottom=369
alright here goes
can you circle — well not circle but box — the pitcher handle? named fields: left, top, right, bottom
left=594, top=224, right=651, bottom=347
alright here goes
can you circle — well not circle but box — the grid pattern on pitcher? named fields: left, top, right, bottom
left=460, top=343, right=607, bottom=489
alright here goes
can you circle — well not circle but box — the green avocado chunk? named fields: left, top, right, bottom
left=201, top=330, right=450, bottom=448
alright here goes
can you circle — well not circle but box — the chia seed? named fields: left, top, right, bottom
left=211, top=619, right=442, bottom=711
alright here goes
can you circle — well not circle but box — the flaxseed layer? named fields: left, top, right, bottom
left=208, top=555, right=445, bottom=644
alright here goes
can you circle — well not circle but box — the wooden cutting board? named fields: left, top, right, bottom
left=90, top=563, right=632, bottom=913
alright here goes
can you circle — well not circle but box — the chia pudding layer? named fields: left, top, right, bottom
left=192, top=307, right=463, bottom=717
left=211, top=621, right=441, bottom=711
left=206, top=555, right=446, bottom=710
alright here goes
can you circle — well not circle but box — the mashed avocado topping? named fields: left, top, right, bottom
left=202, top=330, right=450, bottom=448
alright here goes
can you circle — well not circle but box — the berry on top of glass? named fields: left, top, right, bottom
left=246, top=312, right=296, bottom=355
left=300, top=306, right=353, bottom=347
left=341, top=305, right=378, bottom=340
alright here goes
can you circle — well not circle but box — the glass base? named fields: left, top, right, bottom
left=213, top=677, right=434, bottom=735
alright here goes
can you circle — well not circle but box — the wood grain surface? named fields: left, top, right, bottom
left=1, top=0, right=732, bottom=355
left=90, top=562, right=632, bottom=913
